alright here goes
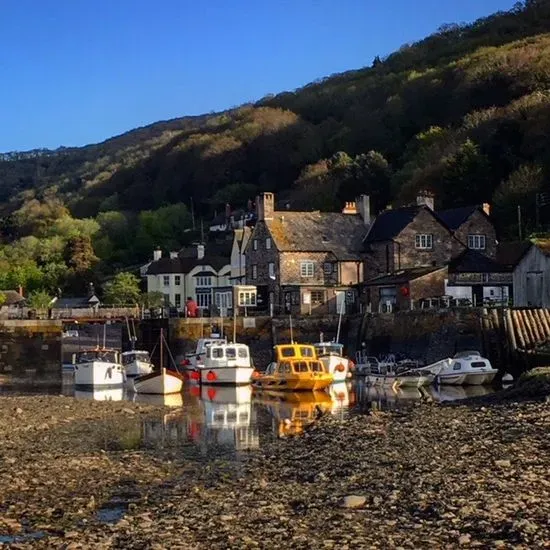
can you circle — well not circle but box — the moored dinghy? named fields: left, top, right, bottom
left=133, top=329, right=185, bottom=395
left=425, top=351, right=497, bottom=386
left=74, top=348, right=124, bottom=390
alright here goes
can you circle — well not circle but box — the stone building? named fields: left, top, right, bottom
left=245, top=192, right=370, bottom=315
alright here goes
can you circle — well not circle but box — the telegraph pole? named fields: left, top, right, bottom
left=518, top=205, right=523, bottom=241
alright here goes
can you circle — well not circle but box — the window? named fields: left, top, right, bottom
left=196, top=292, right=212, bottom=309
left=452, top=362, right=462, bottom=371
left=311, top=291, right=324, bottom=305
left=253, top=239, right=258, bottom=250
left=238, top=290, right=256, bottom=306
left=174, top=275, right=181, bottom=286
left=266, top=237, right=271, bottom=249
left=293, top=361, right=309, bottom=373
left=281, top=348, right=296, bottom=357
left=174, top=294, right=181, bottom=308
left=251, top=265, right=257, bottom=280
left=300, top=261, right=315, bottom=278
left=415, top=234, right=433, bottom=249
left=268, top=262, right=275, bottom=278
left=300, top=347, right=314, bottom=357
left=323, top=262, right=334, bottom=275
left=226, top=348, right=236, bottom=359
left=196, top=276, right=212, bottom=287
left=238, top=347, right=248, bottom=358
left=468, top=234, right=486, bottom=250
left=163, top=275, right=170, bottom=286
left=311, top=361, right=324, bottom=373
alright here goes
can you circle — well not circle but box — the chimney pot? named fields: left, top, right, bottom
left=170, top=251, right=178, bottom=259
left=482, top=203, right=491, bottom=216
left=153, top=248, right=162, bottom=261
left=354, top=195, right=371, bottom=225
left=416, top=190, right=435, bottom=211
left=197, top=244, right=205, bottom=260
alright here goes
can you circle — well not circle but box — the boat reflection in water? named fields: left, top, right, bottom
left=328, top=382, right=351, bottom=417
left=74, top=387, right=125, bottom=401
left=354, top=380, right=428, bottom=412
left=428, top=384, right=495, bottom=402
left=132, top=392, right=184, bottom=408
left=141, top=386, right=259, bottom=454
left=253, top=390, right=332, bottom=437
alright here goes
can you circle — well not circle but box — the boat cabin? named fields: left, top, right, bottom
left=74, top=349, right=119, bottom=364
left=121, top=350, right=151, bottom=365
left=314, top=342, right=344, bottom=357
left=188, top=338, right=228, bottom=357
left=204, top=343, right=252, bottom=368
left=274, top=344, right=317, bottom=362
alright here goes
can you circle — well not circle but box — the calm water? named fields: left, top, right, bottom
left=0, top=374, right=499, bottom=459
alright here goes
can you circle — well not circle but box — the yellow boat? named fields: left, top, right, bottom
left=252, top=344, right=333, bottom=391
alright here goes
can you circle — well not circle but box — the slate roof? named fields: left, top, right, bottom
left=0, top=290, right=25, bottom=306
left=147, top=241, right=231, bottom=275
left=449, top=249, right=509, bottom=273
left=53, top=295, right=100, bottom=309
left=496, top=241, right=533, bottom=268
left=363, top=267, right=445, bottom=286
left=435, top=206, right=481, bottom=230
left=266, top=211, right=367, bottom=261
left=363, top=206, right=425, bottom=243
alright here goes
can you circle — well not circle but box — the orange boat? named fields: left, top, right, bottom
left=252, top=344, right=333, bottom=391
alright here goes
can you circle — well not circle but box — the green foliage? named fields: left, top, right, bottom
left=103, top=272, right=141, bottom=305
left=139, top=291, right=165, bottom=309
left=27, top=290, right=53, bottom=310
left=0, top=293, right=6, bottom=307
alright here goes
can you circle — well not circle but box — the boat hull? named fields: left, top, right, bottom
left=74, top=361, right=124, bottom=389
left=436, top=373, right=467, bottom=385
left=252, top=375, right=333, bottom=392
left=133, top=369, right=184, bottom=395
left=200, top=366, right=254, bottom=385
left=463, top=370, right=498, bottom=385
left=397, top=374, right=434, bottom=388
left=318, top=356, right=350, bottom=383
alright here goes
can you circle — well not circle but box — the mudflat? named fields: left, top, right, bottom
left=0, top=383, right=549, bottom=549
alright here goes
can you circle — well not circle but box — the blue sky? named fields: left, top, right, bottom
left=0, top=0, right=518, bottom=152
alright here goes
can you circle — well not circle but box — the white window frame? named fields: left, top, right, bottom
left=300, top=261, right=315, bottom=278
left=174, top=294, right=181, bottom=308
left=196, top=292, right=212, bottom=309
left=268, top=262, right=275, bottom=278
left=163, top=275, right=170, bottom=286
left=174, top=275, right=181, bottom=286
left=238, top=290, right=257, bottom=307
left=251, top=265, right=257, bottom=280
left=253, top=239, right=258, bottom=251
left=266, top=237, right=272, bottom=250
left=468, top=234, right=486, bottom=250
left=196, top=276, right=212, bottom=287
left=415, top=234, right=433, bottom=250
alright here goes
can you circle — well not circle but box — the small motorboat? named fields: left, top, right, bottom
left=73, top=348, right=124, bottom=390
left=181, top=337, right=227, bottom=369
left=192, top=342, right=254, bottom=385
left=252, top=344, right=333, bottom=391
left=425, top=351, right=497, bottom=386
left=313, top=342, right=353, bottom=382
left=132, top=329, right=185, bottom=395
left=122, top=350, right=153, bottom=379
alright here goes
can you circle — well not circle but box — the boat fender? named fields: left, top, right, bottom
left=206, top=370, right=217, bottom=382
left=335, top=363, right=345, bottom=372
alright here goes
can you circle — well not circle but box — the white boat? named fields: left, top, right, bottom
left=425, top=351, right=497, bottom=386
left=132, top=392, right=183, bottom=407
left=133, top=367, right=185, bottom=395
left=73, top=348, right=124, bottom=390
left=313, top=342, right=352, bottom=382
left=197, top=342, right=254, bottom=385
left=182, top=337, right=227, bottom=369
left=122, top=350, right=153, bottom=378
left=132, top=329, right=185, bottom=395
left=354, top=353, right=433, bottom=388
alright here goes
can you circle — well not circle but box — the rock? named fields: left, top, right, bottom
left=341, top=495, right=367, bottom=509
left=14, top=407, right=23, bottom=415
left=121, top=408, right=136, bottom=415
left=494, top=459, right=512, bottom=469
left=459, top=534, right=471, bottom=545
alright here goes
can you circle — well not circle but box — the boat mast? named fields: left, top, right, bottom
left=336, top=297, right=345, bottom=344
left=289, top=315, right=294, bottom=344
left=160, top=328, right=164, bottom=370
left=102, top=324, right=106, bottom=349
left=233, top=303, right=237, bottom=343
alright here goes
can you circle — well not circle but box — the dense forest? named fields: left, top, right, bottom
left=1, top=0, right=550, bottom=298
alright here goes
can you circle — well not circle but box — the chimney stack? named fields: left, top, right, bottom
left=482, top=203, right=491, bottom=217
left=153, top=248, right=162, bottom=261
left=197, top=244, right=205, bottom=260
left=416, top=190, right=435, bottom=211
left=342, top=201, right=357, bottom=215
left=261, top=192, right=274, bottom=221
left=355, top=195, right=371, bottom=225
left=18, top=285, right=23, bottom=298
left=170, top=251, right=178, bottom=259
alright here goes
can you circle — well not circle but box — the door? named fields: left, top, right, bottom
left=526, top=272, right=543, bottom=307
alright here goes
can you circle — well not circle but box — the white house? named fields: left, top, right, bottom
left=146, top=242, right=232, bottom=314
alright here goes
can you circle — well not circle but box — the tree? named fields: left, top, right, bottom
left=65, top=236, right=98, bottom=274
left=0, top=293, right=6, bottom=307
left=139, top=291, right=165, bottom=309
left=103, top=272, right=141, bottom=305
left=27, top=290, right=52, bottom=310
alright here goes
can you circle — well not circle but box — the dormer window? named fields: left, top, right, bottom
left=415, top=234, right=433, bottom=250
left=468, top=234, right=486, bottom=250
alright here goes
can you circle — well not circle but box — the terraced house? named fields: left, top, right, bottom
left=245, top=192, right=370, bottom=315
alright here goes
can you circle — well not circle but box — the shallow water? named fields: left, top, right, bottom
left=0, top=372, right=499, bottom=458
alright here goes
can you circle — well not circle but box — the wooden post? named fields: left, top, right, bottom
left=505, top=309, right=517, bottom=353
left=535, top=309, right=550, bottom=341
left=512, top=310, right=526, bottom=350
left=543, top=309, right=550, bottom=336
left=520, top=310, right=535, bottom=347
left=527, top=309, right=542, bottom=343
